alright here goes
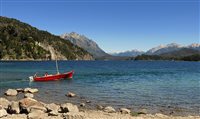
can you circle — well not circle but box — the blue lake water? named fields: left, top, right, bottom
left=0, top=61, right=199, bottom=115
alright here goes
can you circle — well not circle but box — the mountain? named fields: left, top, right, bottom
left=109, top=43, right=199, bottom=61
left=187, top=43, right=200, bottom=51
left=128, top=43, right=200, bottom=61
left=146, top=43, right=200, bottom=55
left=146, top=43, right=182, bottom=55
left=110, top=49, right=144, bottom=57
left=60, top=32, right=108, bottom=58
left=0, top=16, right=93, bottom=60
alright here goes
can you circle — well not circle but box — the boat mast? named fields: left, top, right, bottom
left=55, top=57, right=60, bottom=74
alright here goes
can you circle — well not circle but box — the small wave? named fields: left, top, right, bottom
left=0, top=79, right=28, bottom=84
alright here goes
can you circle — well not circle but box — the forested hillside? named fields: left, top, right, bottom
left=0, top=16, right=93, bottom=60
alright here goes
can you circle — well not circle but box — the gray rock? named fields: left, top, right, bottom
left=24, top=88, right=32, bottom=92
left=66, top=92, right=76, bottom=97
left=120, top=108, right=131, bottom=114
left=8, top=101, right=20, bottom=114
left=28, top=88, right=39, bottom=93
left=24, top=93, right=34, bottom=98
left=48, top=110, right=59, bottom=116
left=0, top=107, right=7, bottom=118
left=138, top=109, right=147, bottom=114
left=29, top=104, right=47, bottom=113
left=28, top=110, right=48, bottom=119
left=60, top=103, right=79, bottom=113
left=0, top=98, right=10, bottom=109
left=103, top=106, right=115, bottom=113
left=5, top=89, right=18, bottom=96
left=19, top=98, right=47, bottom=113
left=96, top=105, right=103, bottom=110
left=24, top=88, right=38, bottom=93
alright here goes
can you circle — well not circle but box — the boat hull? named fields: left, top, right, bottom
left=33, top=71, right=74, bottom=82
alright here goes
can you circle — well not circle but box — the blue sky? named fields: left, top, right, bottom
left=0, top=0, right=199, bottom=52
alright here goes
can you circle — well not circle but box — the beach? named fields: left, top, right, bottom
left=0, top=87, right=200, bottom=119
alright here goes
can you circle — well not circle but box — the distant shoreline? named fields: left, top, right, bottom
left=0, top=59, right=199, bottom=62
left=0, top=59, right=94, bottom=62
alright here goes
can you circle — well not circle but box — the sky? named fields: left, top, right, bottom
left=0, top=0, right=199, bottom=53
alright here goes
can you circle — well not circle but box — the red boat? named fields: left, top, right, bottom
left=29, top=60, right=74, bottom=82
left=29, top=71, right=74, bottom=82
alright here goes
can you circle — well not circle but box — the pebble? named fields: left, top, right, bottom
left=80, top=103, right=85, bottom=107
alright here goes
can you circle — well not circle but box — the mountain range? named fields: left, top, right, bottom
left=0, top=16, right=199, bottom=61
left=111, top=50, right=144, bottom=57
left=111, top=43, right=200, bottom=57
left=59, top=31, right=200, bottom=61
left=146, top=43, right=200, bottom=55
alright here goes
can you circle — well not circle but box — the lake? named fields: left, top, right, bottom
left=0, top=61, right=199, bottom=115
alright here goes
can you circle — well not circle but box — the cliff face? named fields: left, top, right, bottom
left=0, top=16, right=94, bottom=60
left=36, top=42, right=67, bottom=60
left=61, top=32, right=108, bottom=58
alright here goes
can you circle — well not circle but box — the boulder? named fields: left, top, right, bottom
left=8, top=101, right=20, bottom=114
left=19, top=98, right=47, bottom=113
left=45, top=103, right=60, bottom=112
left=24, top=88, right=32, bottom=92
left=66, top=92, right=76, bottom=97
left=60, top=103, right=79, bottom=113
left=16, top=88, right=24, bottom=92
left=0, top=106, right=7, bottom=118
left=28, top=88, right=39, bottom=93
left=5, top=89, right=18, bottom=96
left=24, top=88, right=38, bottom=93
left=120, top=108, right=131, bottom=114
left=0, top=98, right=10, bottom=109
left=103, top=106, right=115, bottom=113
left=28, top=110, right=48, bottom=119
left=24, top=93, right=34, bottom=98
left=48, top=110, right=59, bottom=116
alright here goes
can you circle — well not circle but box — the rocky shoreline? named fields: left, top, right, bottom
left=0, top=88, right=199, bottom=119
